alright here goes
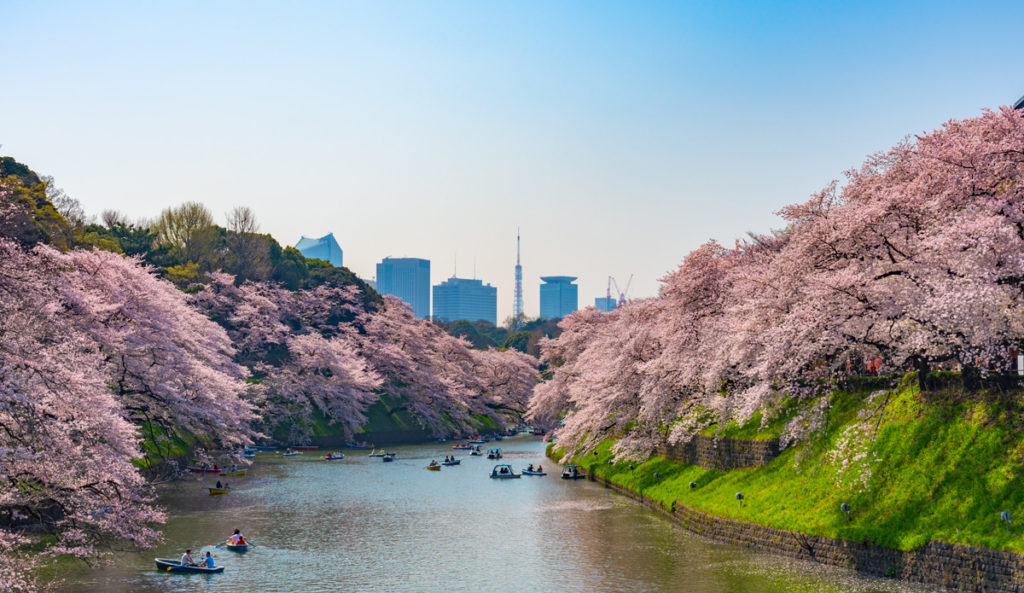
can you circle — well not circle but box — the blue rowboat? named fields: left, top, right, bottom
left=154, top=558, right=224, bottom=573
left=490, top=464, right=520, bottom=478
left=225, top=543, right=249, bottom=553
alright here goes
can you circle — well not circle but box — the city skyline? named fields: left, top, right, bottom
left=1, top=2, right=1021, bottom=321
left=320, top=236, right=609, bottom=323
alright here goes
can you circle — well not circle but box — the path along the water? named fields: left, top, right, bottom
left=56, top=437, right=929, bottom=593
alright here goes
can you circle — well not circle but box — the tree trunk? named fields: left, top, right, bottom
left=962, top=363, right=981, bottom=392
left=915, top=356, right=930, bottom=393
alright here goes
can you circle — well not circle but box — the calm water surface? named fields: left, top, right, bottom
left=60, top=437, right=925, bottom=593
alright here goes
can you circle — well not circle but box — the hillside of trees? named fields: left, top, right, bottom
left=0, top=157, right=538, bottom=592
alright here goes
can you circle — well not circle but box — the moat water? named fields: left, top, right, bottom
left=58, top=437, right=925, bottom=593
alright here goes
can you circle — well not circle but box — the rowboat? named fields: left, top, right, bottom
left=320, top=453, right=345, bottom=461
left=367, top=449, right=387, bottom=457
left=468, top=438, right=489, bottom=444
left=561, top=465, right=586, bottom=480
left=154, top=558, right=224, bottom=574
left=208, top=487, right=232, bottom=495
left=452, top=443, right=473, bottom=450
left=486, top=448, right=502, bottom=459
left=282, top=451, right=298, bottom=456
left=382, top=453, right=396, bottom=462
left=441, top=458, right=461, bottom=466
left=469, top=448, right=482, bottom=456
left=219, top=470, right=247, bottom=477
left=426, top=463, right=441, bottom=471
left=490, top=464, right=520, bottom=479
left=347, top=441, right=374, bottom=449
left=225, top=543, right=249, bottom=553
left=521, top=469, right=546, bottom=476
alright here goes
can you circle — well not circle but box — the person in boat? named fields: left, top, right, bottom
left=223, top=483, right=230, bottom=490
left=430, top=459, right=438, bottom=466
left=229, top=529, right=246, bottom=545
left=216, top=480, right=222, bottom=488
left=180, top=549, right=196, bottom=566
left=527, top=464, right=534, bottom=472
left=537, top=464, right=542, bottom=473
left=500, top=466, right=509, bottom=474
left=204, top=551, right=215, bottom=568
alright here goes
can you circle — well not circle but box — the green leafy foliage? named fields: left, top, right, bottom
left=0, top=157, right=380, bottom=301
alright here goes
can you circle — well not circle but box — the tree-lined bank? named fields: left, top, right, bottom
left=0, top=164, right=538, bottom=592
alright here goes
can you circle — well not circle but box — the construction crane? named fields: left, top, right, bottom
left=611, top=274, right=633, bottom=307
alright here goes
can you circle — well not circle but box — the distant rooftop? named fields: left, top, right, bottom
left=540, top=276, right=578, bottom=284
left=294, top=232, right=343, bottom=267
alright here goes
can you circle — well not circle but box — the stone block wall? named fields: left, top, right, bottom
left=590, top=474, right=1024, bottom=593
left=657, top=435, right=781, bottom=470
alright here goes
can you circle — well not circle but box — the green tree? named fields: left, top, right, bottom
left=153, top=201, right=220, bottom=266
left=502, top=331, right=530, bottom=353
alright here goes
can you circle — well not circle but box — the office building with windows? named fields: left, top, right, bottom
left=540, top=276, right=578, bottom=319
left=376, top=257, right=430, bottom=319
left=432, top=277, right=497, bottom=325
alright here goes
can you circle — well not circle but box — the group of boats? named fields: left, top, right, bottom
left=195, top=435, right=583, bottom=498
left=154, top=533, right=250, bottom=574
left=164, top=435, right=587, bottom=575
left=368, top=449, right=397, bottom=462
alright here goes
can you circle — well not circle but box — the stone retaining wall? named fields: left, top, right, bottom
left=589, top=473, right=1024, bottom=593
left=657, top=435, right=781, bottom=470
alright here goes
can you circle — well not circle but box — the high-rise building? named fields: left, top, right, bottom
left=432, top=277, right=497, bottom=325
left=376, top=257, right=430, bottom=319
left=594, top=297, right=617, bottom=312
left=294, top=233, right=344, bottom=267
left=540, top=276, right=578, bottom=319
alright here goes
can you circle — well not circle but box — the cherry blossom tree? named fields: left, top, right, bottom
left=532, top=105, right=1024, bottom=459
left=51, top=247, right=257, bottom=453
left=0, top=240, right=163, bottom=592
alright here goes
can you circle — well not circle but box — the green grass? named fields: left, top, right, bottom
left=571, top=380, right=1024, bottom=554
left=698, top=408, right=791, bottom=440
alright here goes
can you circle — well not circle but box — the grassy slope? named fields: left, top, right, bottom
left=570, top=378, right=1024, bottom=554
left=135, top=422, right=209, bottom=469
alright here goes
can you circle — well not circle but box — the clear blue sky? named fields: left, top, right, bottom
left=2, top=1, right=1020, bottom=321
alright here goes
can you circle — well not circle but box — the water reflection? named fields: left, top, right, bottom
left=58, top=438, right=926, bottom=593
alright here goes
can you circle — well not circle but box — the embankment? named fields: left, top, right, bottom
left=552, top=378, right=1024, bottom=592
